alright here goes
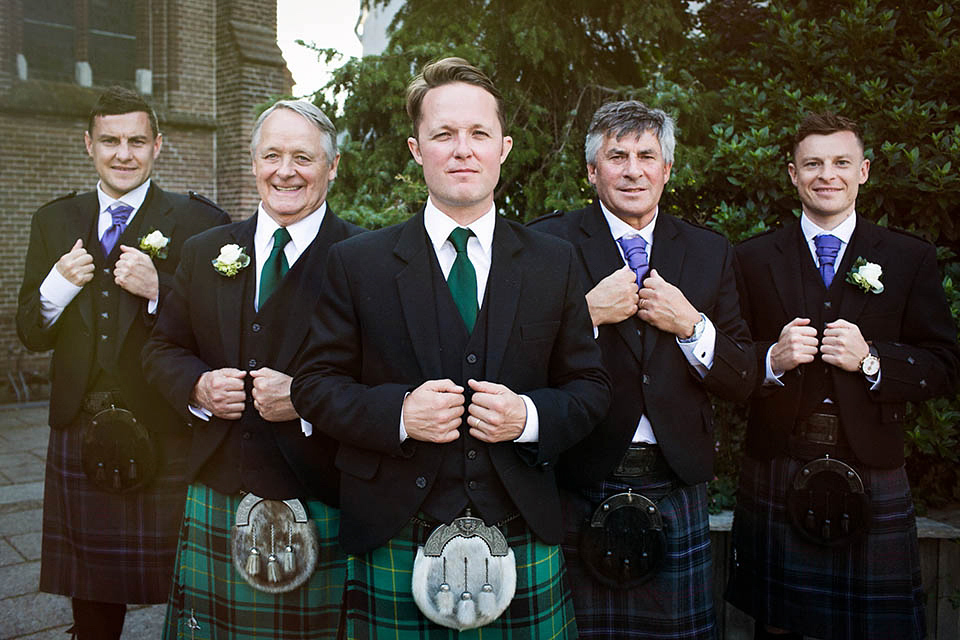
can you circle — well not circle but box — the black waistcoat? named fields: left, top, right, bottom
left=419, top=257, right=517, bottom=525
left=196, top=272, right=307, bottom=499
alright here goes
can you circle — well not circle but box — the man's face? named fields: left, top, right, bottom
left=84, top=111, right=162, bottom=199
left=789, top=130, right=869, bottom=228
left=587, top=130, right=672, bottom=230
left=407, top=82, right=513, bottom=224
left=252, top=108, right=340, bottom=226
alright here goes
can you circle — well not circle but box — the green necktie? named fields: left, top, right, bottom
left=259, top=227, right=291, bottom=307
left=447, top=227, right=478, bottom=332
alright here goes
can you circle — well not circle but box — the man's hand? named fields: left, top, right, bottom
left=402, top=379, right=465, bottom=443
left=637, top=269, right=701, bottom=337
left=769, top=317, right=819, bottom=374
left=586, top=265, right=639, bottom=326
left=466, top=379, right=526, bottom=443
left=250, top=367, right=299, bottom=422
left=55, top=239, right=95, bottom=287
left=821, top=319, right=870, bottom=372
left=192, top=368, right=246, bottom=420
left=114, top=245, right=160, bottom=301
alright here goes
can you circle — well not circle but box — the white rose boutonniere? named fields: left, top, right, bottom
left=846, top=257, right=884, bottom=294
left=138, top=229, right=170, bottom=260
left=212, top=244, right=251, bottom=277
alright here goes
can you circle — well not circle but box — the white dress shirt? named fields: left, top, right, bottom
left=39, top=179, right=154, bottom=326
left=598, top=201, right=717, bottom=443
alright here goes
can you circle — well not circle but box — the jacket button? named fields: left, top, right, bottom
left=466, top=353, right=478, bottom=364
left=919, top=379, right=927, bottom=388
left=248, top=358, right=257, bottom=369
left=102, top=268, right=111, bottom=276
left=540, top=461, right=551, bottom=470
left=740, top=370, right=747, bottom=379
left=907, top=356, right=915, bottom=365
left=101, top=290, right=109, bottom=297
left=468, top=480, right=477, bottom=490
left=252, top=323, right=261, bottom=332
left=415, top=476, right=427, bottom=489
left=100, top=334, right=109, bottom=341
left=467, top=449, right=477, bottom=460
left=101, top=312, right=109, bottom=319
left=242, top=432, right=251, bottom=440
left=642, top=374, right=650, bottom=385
left=823, top=301, right=832, bottom=309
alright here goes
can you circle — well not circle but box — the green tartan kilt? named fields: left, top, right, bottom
left=162, top=483, right=346, bottom=639
left=343, top=517, right=578, bottom=640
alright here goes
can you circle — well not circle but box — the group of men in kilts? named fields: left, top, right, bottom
left=18, top=57, right=959, bottom=640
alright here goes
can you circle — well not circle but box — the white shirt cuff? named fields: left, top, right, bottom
left=147, top=297, right=159, bottom=315
left=514, top=395, right=539, bottom=443
left=301, top=419, right=313, bottom=437
left=189, top=404, right=212, bottom=421
left=764, top=345, right=786, bottom=386
left=676, top=316, right=716, bottom=377
left=39, top=264, right=83, bottom=327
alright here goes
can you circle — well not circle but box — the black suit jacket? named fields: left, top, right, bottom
left=142, top=210, right=364, bottom=501
left=291, top=211, right=611, bottom=553
left=529, top=203, right=754, bottom=486
left=16, top=184, right=230, bottom=432
left=736, top=217, right=960, bottom=468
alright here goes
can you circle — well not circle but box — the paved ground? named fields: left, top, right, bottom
left=0, top=404, right=164, bottom=639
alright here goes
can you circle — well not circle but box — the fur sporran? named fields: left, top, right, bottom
left=80, top=407, right=157, bottom=493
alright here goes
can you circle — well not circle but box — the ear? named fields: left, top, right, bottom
left=663, top=162, right=673, bottom=184
left=84, top=131, right=94, bottom=158
left=858, top=158, right=870, bottom=184
left=328, top=153, right=341, bottom=181
left=499, top=136, right=513, bottom=164
left=152, top=133, right=163, bottom=159
left=407, top=137, right=423, bottom=165
left=787, top=162, right=799, bottom=188
left=586, top=163, right=598, bottom=186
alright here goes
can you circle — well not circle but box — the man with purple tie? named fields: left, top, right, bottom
left=529, top=100, right=754, bottom=639
left=16, top=86, right=228, bottom=639
left=726, top=112, right=960, bottom=639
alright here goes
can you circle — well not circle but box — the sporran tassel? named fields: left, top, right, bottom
left=128, top=457, right=138, bottom=482
left=267, top=524, right=281, bottom=582
left=457, top=592, right=476, bottom=626
left=478, top=558, right=495, bottom=615
left=282, top=525, right=296, bottom=573
left=245, top=531, right=261, bottom=576
left=112, top=467, right=122, bottom=490
left=436, top=556, right=454, bottom=615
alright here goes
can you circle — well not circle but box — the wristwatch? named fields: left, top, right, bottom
left=859, top=346, right=880, bottom=377
left=680, top=313, right=707, bottom=343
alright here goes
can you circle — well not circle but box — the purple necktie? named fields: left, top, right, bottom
left=101, top=202, right=133, bottom=257
left=814, top=234, right=842, bottom=287
left=618, top=235, right=649, bottom=286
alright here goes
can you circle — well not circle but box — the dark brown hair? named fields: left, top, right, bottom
left=793, top=112, right=864, bottom=158
left=405, top=57, right=505, bottom=137
left=87, top=86, right=159, bottom=138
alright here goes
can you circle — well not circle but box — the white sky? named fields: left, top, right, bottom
left=277, top=0, right=364, bottom=98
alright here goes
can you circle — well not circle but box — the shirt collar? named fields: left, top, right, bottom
left=599, top=200, right=657, bottom=246
left=254, top=201, right=327, bottom=256
left=424, top=197, right=496, bottom=257
left=801, top=210, right=857, bottom=245
left=96, top=179, right=151, bottom=215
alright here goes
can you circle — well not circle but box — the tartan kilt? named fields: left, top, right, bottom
left=163, top=483, right=346, bottom=639
left=561, top=476, right=716, bottom=639
left=343, top=517, right=577, bottom=639
left=725, top=454, right=926, bottom=640
left=40, top=423, right=189, bottom=603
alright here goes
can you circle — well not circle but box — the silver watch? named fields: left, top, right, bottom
left=859, top=348, right=880, bottom=377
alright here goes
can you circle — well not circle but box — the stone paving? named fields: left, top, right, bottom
left=0, top=404, right=164, bottom=639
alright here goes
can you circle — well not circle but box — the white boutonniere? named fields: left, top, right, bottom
left=212, top=243, right=251, bottom=277
left=846, top=257, right=884, bottom=294
left=138, top=229, right=170, bottom=260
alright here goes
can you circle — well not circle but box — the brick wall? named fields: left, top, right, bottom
left=0, top=0, right=290, bottom=398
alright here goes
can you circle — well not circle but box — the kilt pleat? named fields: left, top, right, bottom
left=562, top=477, right=717, bottom=639
left=725, top=454, right=926, bottom=640
left=343, top=518, right=577, bottom=639
left=39, top=424, right=188, bottom=603
left=162, top=483, right=346, bottom=639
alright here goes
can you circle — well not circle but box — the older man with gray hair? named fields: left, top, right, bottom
left=143, top=100, right=364, bottom=638
left=530, top=100, right=753, bottom=638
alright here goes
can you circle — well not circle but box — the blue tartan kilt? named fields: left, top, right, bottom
left=342, top=517, right=577, bottom=639
left=725, top=454, right=926, bottom=640
left=562, top=476, right=717, bottom=639
left=162, top=483, right=346, bottom=640
left=40, top=424, right=189, bottom=604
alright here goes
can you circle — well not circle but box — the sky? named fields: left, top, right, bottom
left=276, top=0, right=364, bottom=98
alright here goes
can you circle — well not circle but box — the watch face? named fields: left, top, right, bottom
left=861, top=355, right=880, bottom=376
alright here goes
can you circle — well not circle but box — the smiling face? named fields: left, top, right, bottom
left=587, top=129, right=672, bottom=230
left=407, top=82, right=513, bottom=225
left=252, top=108, right=340, bottom=226
left=84, top=111, right=162, bottom=199
left=789, top=130, right=869, bottom=229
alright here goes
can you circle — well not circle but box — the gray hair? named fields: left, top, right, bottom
left=250, top=100, right=338, bottom=164
left=584, top=101, right=676, bottom=167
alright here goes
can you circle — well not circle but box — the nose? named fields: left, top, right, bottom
left=277, top=155, right=296, bottom=177
left=819, top=161, right=838, bottom=180
left=453, top=132, right=473, bottom=159
left=623, top=154, right=642, bottom=178
left=116, top=141, right=132, bottom=161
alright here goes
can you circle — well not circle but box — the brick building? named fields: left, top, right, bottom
left=0, top=0, right=292, bottom=397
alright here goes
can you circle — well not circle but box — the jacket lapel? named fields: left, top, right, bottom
left=642, top=214, right=686, bottom=364
left=579, top=203, right=646, bottom=366
left=216, top=214, right=257, bottom=367
left=838, top=216, right=881, bottom=321
left=70, top=192, right=101, bottom=332
left=485, top=218, right=523, bottom=380
left=769, top=223, right=807, bottom=320
left=395, top=212, right=444, bottom=380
